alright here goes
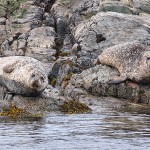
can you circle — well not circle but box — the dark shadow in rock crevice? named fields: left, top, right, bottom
left=96, top=34, right=106, bottom=43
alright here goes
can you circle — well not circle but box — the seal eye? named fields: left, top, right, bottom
left=147, top=57, right=150, bottom=61
left=40, top=76, right=44, bottom=82
left=31, top=74, right=35, bottom=78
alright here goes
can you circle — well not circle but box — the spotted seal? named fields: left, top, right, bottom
left=95, top=42, right=150, bottom=84
left=0, top=56, right=48, bottom=96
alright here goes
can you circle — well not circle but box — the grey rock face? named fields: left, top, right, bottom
left=0, top=0, right=150, bottom=115
left=64, top=65, right=150, bottom=104
left=43, top=13, right=55, bottom=27
left=73, top=12, right=150, bottom=61
left=0, top=86, right=67, bottom=115
left=26, top=27, right=56, bottom=62
left=99, top=1, right=137, bottom=14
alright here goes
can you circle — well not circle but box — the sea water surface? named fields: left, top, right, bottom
left=0, top=102, right=150, bottom=150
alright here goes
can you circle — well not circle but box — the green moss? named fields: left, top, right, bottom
left=63, top=72, right=73, bottom=81
left=12, top=24, right=23, bottom=29
left=60, top=99, right=91, bottom=114
left=64, top=61, right=74, bottom=67
left=61, top=0, right=71, bottom=5
left=0, top=103, right=27, bottom=118
left=17, top=8, right=27, bottom=18
left=84, top=12, right=95, bottom=19
left=0, top=0, right=28, bottom=18
left=50, top=77, right=57, bottom=87
left=59, top=72, right=73, bottom=87
left=58, top=52, right=71, bottom=57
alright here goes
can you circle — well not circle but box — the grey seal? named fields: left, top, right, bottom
left=95, top=42, right=150, bottom=84
left=0, top=56, right=48, bottom=96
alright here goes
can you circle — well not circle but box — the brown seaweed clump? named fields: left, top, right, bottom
left=60, top=99, right=91, bottom=114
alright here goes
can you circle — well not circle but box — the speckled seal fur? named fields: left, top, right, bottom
left=0, top=56, right=48, bottom=96
left=95, top=42, right=150, bottom=84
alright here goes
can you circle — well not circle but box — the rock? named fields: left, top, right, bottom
left=99, top=1, right=137, bottom=14
left=1, top=40, right=10, bottom=51
left=64, top=65, right=150, bottom=105
left=56, top=16, right=68, bottom=41
left=0, top=0, right=150, bottom=115
left=0, top=18, right=6, bottom=25
left=48, top=56, right=80, bottom=89
left=10, top=4, right=44, bottom=35
left=43, top=13, right=55, bottom=27
left=73, top=12, right=150, bottom=63
left=11, top=94, right=67, bottom=115
left=131, top=0, right=150, bottom=14
left=1, top=33, right=27, bottom=56
left=18, top=33, right=28, bottom=50
left=0, top=85, right=67, bottom=115
left=26, top=27, right=56, bottom=62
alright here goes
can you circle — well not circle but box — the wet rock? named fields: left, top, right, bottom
left=56, top=16, right=68, bottom=41
left=64, top=65, right=150, bottom=105
left=27, top=26, right=56, bottom=48
left=0, top=85, right=67, bottom=115
left=11, top=94, right=66, bottom=115
left=0, top=0, right=150, bottom=114
left=43, top=13, right=55, bottom=27
left=49, top=56, right=80, bottom=89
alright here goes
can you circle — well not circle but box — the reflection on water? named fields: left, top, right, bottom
left=0, top=105, right=150, bottom=150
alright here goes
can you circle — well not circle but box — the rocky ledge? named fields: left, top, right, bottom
left=0, top=0, right=150, bottom=116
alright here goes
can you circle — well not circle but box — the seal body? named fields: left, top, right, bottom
left=0, top=56, right=48, bottom=96
left=95, top=42, right=150, bottom=83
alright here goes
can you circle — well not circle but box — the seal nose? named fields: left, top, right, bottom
left=31, top=80, right=39, bottom=88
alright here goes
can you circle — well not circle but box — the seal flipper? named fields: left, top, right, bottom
left=3, top=64, right=15, bottom=73
left=3, top=61, right=19, bottom=73
left=107, top=76, right=127, bottom=84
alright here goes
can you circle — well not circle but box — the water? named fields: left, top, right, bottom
left=0, top=104, right=150, bottom=150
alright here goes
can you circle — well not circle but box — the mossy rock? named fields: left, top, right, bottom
left=60, top=99, right=91, bottom=114
left=50, top=77, right=57, bottom=87
left=0, top=0, right=28, bottom=18
left=102, top=5, right=133, bottom=14
left=58, top=52, right=71, bottom=57
left=0, top=103, right=43, bottom=119
left=61, top=0, right=71, bottom=6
